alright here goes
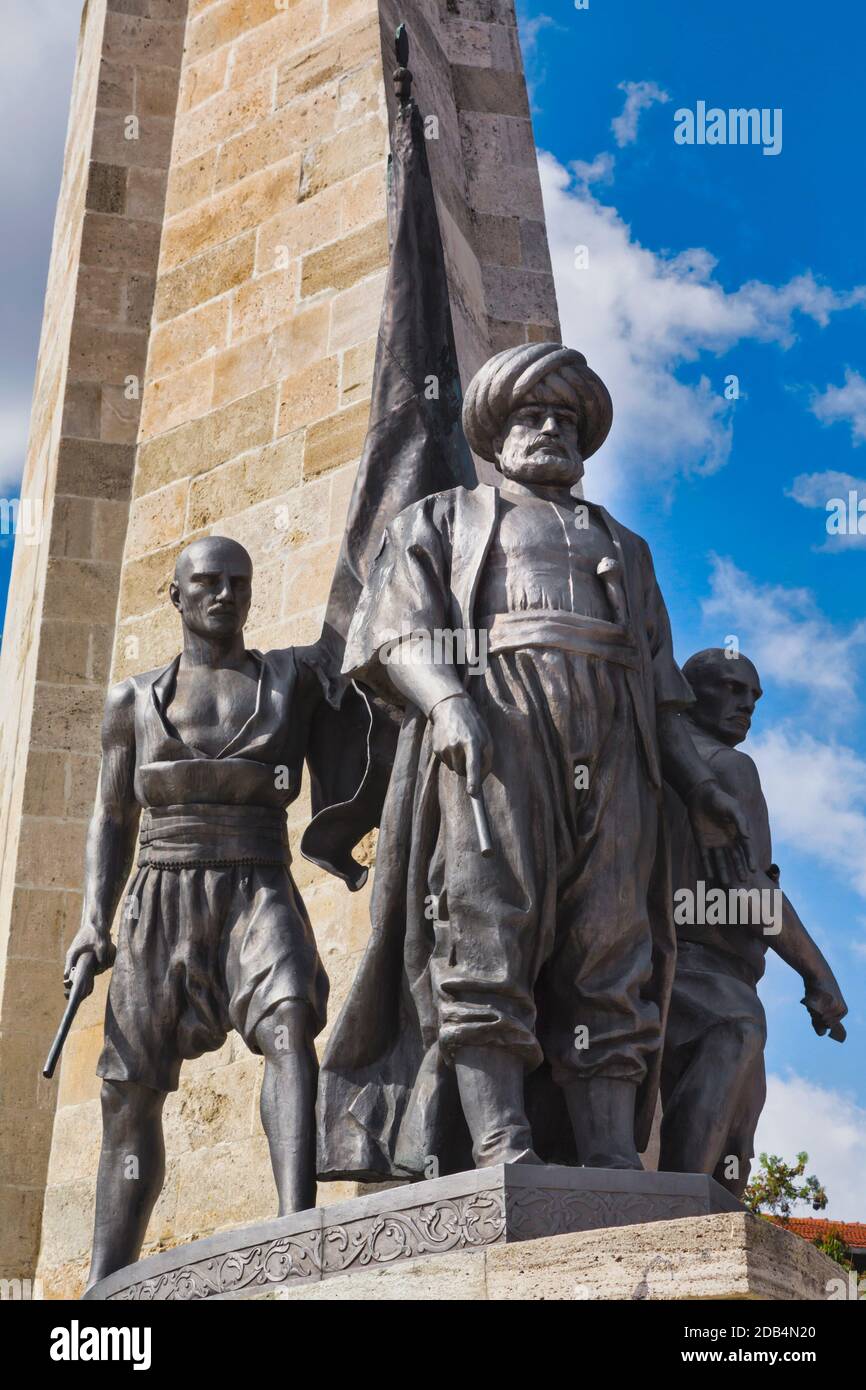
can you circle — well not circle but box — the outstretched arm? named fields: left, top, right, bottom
left=774, top=889, right=847, bottom=1039
left=63, top=680, right=140, bottom=998
left=733, top=866, right=847, bottom=1040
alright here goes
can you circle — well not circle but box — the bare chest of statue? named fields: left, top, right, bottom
left=165, top=658, right=260, bottom=758
left=477, top=495, right=615, bottom=621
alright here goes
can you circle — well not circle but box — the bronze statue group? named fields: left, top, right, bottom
left=58, top=39, right=846, bottom=1289
left=64, top=342, right=847, bottom=1288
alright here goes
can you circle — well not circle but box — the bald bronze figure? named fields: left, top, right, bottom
left=659, top=648, right=847, bottom=1195
left=62, top=536, right=368, bottom=1286
left=318, top=343, right=755, bottom=1183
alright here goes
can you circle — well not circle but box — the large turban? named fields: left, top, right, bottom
left=462, top=342, right=613, bottom=464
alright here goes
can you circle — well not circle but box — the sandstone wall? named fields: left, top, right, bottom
left=7, top=0, right=559, bottom=1298
left=0, top=0, right=187, bottom=1284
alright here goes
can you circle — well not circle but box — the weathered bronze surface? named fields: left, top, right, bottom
left=64, top=27, right=850, bottom=1297
left=317, top=345, right=756, bottom=1184
left=659, top=649, right=847, bottom=1195
left=62, top=536, right=372, bottom=1287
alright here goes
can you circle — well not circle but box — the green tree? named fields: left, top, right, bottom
left=743, top=1151, right=828, bottom=1219
left=813, top=1227, right=853, bottom=1271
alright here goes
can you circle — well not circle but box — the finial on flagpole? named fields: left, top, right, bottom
left=394, top=22, right=412, bottom=105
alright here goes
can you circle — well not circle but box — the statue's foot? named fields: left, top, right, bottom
left=454, top=1045, right=541, bottom=1170
left=475, top=1143, right=544, bottom=1167
left=503, top=1146, right=544, bottom=1166
left=582, top=1153, right=644, bottom=1171
left=563, top=1077, right=643, bottom=1171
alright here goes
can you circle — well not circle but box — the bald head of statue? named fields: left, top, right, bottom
left=169, top=536, right=253, bottom=643
left=683, top=647, right=763, bottom=748
left=461, top=342, right=613, bottom=489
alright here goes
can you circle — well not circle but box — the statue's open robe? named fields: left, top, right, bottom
left=317, top=482, right=695, bottom=1181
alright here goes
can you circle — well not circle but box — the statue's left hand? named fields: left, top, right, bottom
left=802, top=975, right=848, bottom=1042
left=688, top=781, right=756, bottom=887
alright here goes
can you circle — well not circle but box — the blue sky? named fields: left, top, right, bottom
left=1, top=2, right=863, bottom=1213
left=519, top=0, right=865, bottom=1210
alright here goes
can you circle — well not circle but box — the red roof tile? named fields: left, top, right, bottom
left=769, top=1217, right=866, bottom=1248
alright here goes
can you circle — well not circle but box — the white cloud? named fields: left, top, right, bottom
left=788, top=470, right=866, bottom=508
left=701, top=556, right=866, bottom=707
left=0, top=2, right=80, bottom=189
left=570, top=151, right=615, bottom=187
left=518, top=12, right=558, bottom=58
left=811, top=369, right=866, bottom=445
left=749, top=727, right=866, bottom=900
left=537, top=153, right=866, bottom=501
left=0, top=1, right=80, bottom=500
left=0, top=397, right=34, bottom=496
left=611, top=80, right=670, bottom=147
left=755, top=1073, right=866, bottom=1219
left=787, top=469, right=866, bottom=550
left=700, top=558, right=866, bottom=903
left=516, top=12, right=563, bottom=105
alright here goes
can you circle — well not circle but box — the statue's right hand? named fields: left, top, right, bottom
left=430, top=694, right=493, bottom=796
left=63, top=925, right=115, bottom=999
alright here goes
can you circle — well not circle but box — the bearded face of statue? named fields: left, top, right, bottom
left=494, top=393, right=585, bottom=487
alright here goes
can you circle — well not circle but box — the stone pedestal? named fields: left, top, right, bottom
left=85, top=1164, right=746, bottom=1301
left=250, top=1214, right=842, bottom=1302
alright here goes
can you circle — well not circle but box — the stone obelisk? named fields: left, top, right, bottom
left=0, top=0, right=558, bottom=1296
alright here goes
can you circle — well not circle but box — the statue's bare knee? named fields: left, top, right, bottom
left=100, top=1079, right=165, bottom=1139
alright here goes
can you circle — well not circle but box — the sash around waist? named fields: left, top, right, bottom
left=482, top=609, right=641, bottom=669
left=138, top=803, right=290, bottom=868
left=136, top=757, right=295, bottom=807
